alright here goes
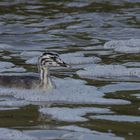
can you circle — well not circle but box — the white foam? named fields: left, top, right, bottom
left=60, top=52, right=101, bottom=65
left=0, top=61, right=26, bottom=73
left=20, top=51, right=42, bottom=65
left=0, top=78, right=130, bottom=105
left=0, top=61, right=15, bottom=69
left=91, top=115, right=140, bottom=122
left=39, top=107, right=113, bottom=122
left=0, top=72, right=37, bottom=76
left=0, top=128, right=37, bottom=140
left=0, top=67, right=26, bottom=73
left=104, top=39, right=140, bottom=53
left=26, top=57, right=38, bottom=65
left=132, top=93, right=140, bottom=99
left=0, top=107, right=19, bottom=110
left=85, top=50, right=113, bottom=56
left=0, top=44, right=13, bottom=50
left=66, top=1, right=92, bottom=8
left=123, top=62, right=140, bottom=67
left=60, top=129, right=123, bottom=140
left=77, top=64, right=140, bottom=80
left=0, top=94, right=29, bottom=108
left=100, top=82, right=140, bottom=93
left=58, top=125, right=121, bottom=138
left=2, top=56, right=12, bottom=59
left=0, top=100, right=29, bottom=107
left=20, top=51, right=42, bottom=58
left=25, top=128, right=124, bottom=140
left=58, top=125, right=93, bottom=133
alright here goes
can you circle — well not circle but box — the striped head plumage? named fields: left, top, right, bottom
left=37, top=52, right=70, bottom=89
left=38, top=52, right=69, bottom=70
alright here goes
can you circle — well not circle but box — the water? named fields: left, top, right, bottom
left=0, top=0, right=140, bottom=140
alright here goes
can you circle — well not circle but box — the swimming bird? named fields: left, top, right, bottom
left=0, top=52, right=69, bottom=90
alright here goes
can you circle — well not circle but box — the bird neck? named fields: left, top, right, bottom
left=40, top=67, right=53, bottom=89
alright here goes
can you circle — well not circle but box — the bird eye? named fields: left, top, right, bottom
left=51, top=56, right=56, bottom=59
left=48, top=62, right=52, bottom=65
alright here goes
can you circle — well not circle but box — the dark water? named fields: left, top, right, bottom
left=0, top=0, right=140, bottom=140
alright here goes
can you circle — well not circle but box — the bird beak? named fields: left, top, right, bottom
left=60, top=61, right=70, bottom=68
left=56, top=58, right=70, bottom=68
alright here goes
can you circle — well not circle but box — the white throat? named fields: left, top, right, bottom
left=40, top=67, right=54, bottom=90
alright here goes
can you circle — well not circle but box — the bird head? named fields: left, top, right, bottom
left=38, top=52, right=69, bottom=69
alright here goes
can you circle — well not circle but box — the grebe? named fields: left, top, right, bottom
left=0, top=52, right=69, bottom=90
